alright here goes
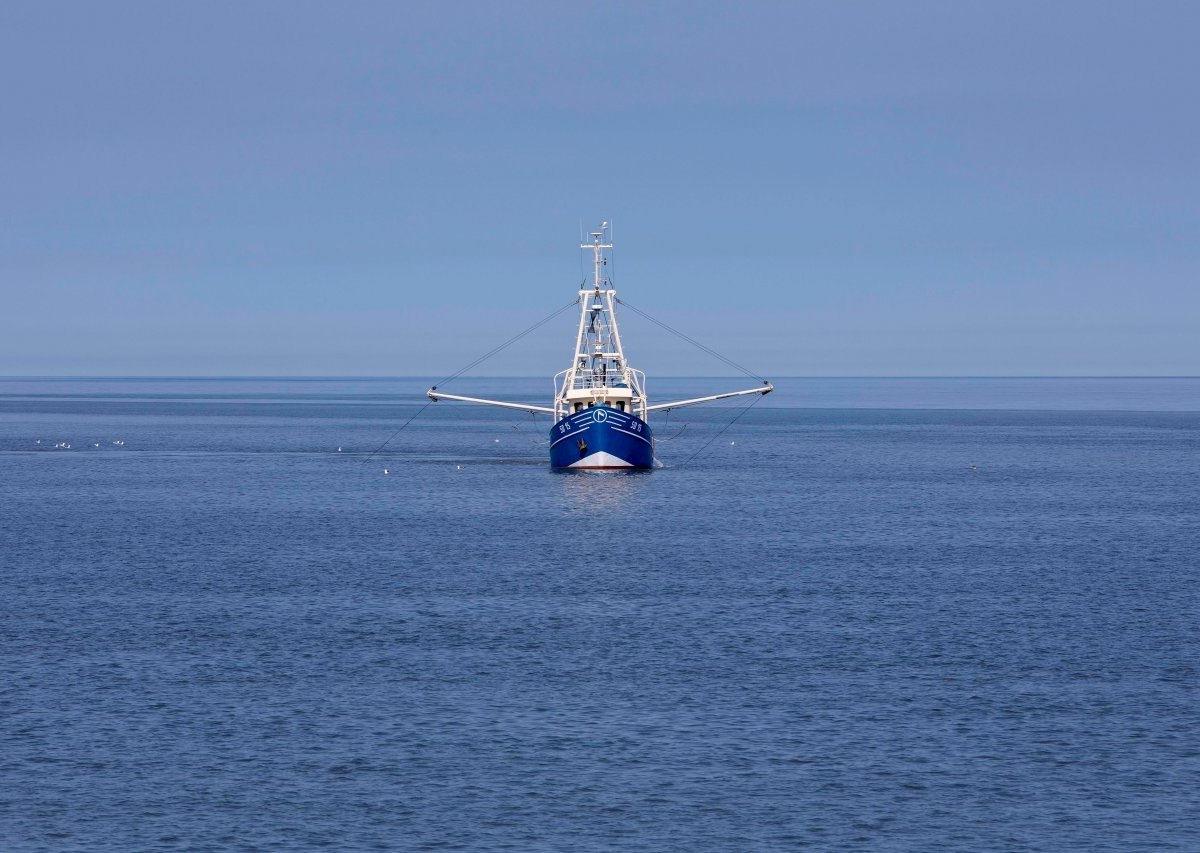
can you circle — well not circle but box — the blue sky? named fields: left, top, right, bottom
left=2, top=1, right=1196, bottom=376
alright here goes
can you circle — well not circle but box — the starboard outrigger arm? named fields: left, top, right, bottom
left=426, top=388, right=555, bottom=415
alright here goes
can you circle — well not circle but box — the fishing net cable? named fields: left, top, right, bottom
left=677, top=392, right=765, bottom=467
left=361, top=401, right=434, bottom=465
left=363, top=296, right=580, bottom=464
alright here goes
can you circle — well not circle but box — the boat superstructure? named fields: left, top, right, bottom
left=555, top=226, right=646, bottom=423
left=427, top=223, right=772, bottom=470
left=542, top=225, right=654, bottom=468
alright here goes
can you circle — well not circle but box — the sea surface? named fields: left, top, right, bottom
left=2, top=377, right=1198, bottom=851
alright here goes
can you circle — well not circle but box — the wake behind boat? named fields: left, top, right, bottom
left=428, top=223, right=772, bottom=469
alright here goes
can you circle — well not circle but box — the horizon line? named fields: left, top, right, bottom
left=2, top=374, right=1199, bottom=381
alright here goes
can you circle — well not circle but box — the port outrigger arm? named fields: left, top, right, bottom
left=426, top=388, right=555, bottom=415
left=643, top=382, right=773, bottom=414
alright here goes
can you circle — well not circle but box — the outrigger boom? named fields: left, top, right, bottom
left=645, top=382, right=773, bottom=413
left=425, top=384, right=771, bottom=416
left=425, top=389, right=554, bottom=415
left=424, top=222, right=772, bottom=469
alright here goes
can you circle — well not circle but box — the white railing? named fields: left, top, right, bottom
left=571, top=373, right=632, bottom=390
left=553, top=368, right=648, bottom=420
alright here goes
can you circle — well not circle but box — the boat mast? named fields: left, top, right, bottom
left=575, top=222, right=617, bottom=367
left=431, top=221, right=772, bottom=428
left=554, top=222, right=646, bottom=420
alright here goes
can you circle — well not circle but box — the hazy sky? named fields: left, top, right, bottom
left=2, top=2, right=1196, bottom=376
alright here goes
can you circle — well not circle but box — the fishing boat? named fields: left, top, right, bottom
left=427, top=223, right=772, bottom=470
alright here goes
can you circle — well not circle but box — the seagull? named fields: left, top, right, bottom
left=337, top=447, right=342, bottom=452
left=383, top=468, right=389, bottom=475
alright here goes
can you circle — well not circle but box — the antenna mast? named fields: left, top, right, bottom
left=585, top=221, right=612, bottom=291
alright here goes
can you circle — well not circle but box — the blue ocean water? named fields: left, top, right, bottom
left=2, top=377, right=1198, bottom=851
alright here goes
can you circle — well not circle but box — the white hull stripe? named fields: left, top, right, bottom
left=568, top=450, right=635, bottom=468
left=552, top=423, right=650, bottom=448
left=609, top=425, right=652, bottom=445
left=550, top=431, right=584, bottom=448
left=569, top=412, right=636, bottom=426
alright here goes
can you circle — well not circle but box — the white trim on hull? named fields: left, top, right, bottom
left=567, top=450, right=636, bottom=469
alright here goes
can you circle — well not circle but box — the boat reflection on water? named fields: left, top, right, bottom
left=553, top=463, right=652, bottom=511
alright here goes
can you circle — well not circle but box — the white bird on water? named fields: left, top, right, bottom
left=383, top=468, right=389, bottom=475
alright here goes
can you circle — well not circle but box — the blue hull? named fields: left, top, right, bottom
left=549, top=408, right=655, bottom=469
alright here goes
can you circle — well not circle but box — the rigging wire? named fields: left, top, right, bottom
left=654, top=408, right=689, bottom=443
left=430, top=296, right=580, bottom=389
left=364, top=296, right=580, bottom=464
left=361, top=401, right=433, bottom=465
left=616, top=286, right=771, bottom=466
left=608, top=220, right=615, bottom=288
left=614, top=297, right=765, bottom=382
left=523, top=409, right=550, bottom=446
left=654, top=422, right=689, bottom=443
left=676, top=392, right=765, bottom=467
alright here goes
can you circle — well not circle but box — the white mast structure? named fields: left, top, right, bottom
left=427, top=222, right=773, bottom=417
left=552, top=222, right=646, bottom=421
